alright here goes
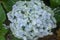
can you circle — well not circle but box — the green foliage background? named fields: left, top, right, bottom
left=0, top=0, right=60, bottom=40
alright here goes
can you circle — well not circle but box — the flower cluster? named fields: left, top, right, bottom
left=7, top=0, right=56, bottom=40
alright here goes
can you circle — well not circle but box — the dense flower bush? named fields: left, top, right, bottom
left=7, top=0, right=56, bottom=40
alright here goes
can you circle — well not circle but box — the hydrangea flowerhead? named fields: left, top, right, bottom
left=7, top=0, right=56, bottom=40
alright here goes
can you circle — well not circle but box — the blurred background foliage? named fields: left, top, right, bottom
left=0, top=0, right=60, bottom=40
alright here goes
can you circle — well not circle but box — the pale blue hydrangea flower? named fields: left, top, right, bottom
left=7, top=0, right=56, bottom=40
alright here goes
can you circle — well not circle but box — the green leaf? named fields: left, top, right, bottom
left=2, top=0, right=19, bottom=12
left=0, top=25, right=8, bottom=36
left=0, top=36, right=5, bottom=40
left=54, top=7, right=60, bottom=23
left=0, top=3, right=6, bottom=24
left=50, top=0, right=60, bottom=24
left=0, top=25, right=8, bottom=40
left=50, top=0, right=60, bottom=8
left=54, top=12, right=60, bottom=23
